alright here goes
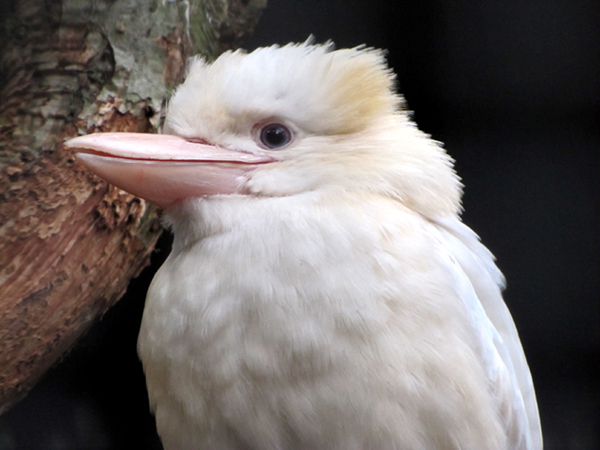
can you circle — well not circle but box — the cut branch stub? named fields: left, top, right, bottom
left=0, top=19, right=162, bottom=412
left=0, top=0, right=266, bottom=415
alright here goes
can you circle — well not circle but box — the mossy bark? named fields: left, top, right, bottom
left=0, top=0, right=265, bottom=414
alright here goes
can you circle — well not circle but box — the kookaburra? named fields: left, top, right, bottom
left=66, top=42, right=542, bottom=450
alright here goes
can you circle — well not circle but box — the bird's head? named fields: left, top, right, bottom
left=66, top=42, right=461, bottom=219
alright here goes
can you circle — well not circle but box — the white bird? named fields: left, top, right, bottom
left=66, top=42, right=542, bottom=450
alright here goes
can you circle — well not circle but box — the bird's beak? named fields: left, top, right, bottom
left=65, top=132, right=273, bottom=208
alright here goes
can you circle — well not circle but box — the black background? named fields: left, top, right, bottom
left=1, top=0, right=599, bottom=448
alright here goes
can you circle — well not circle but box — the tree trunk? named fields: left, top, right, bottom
left=0, top=0, right=266, bottom=414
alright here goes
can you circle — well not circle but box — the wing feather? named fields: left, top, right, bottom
left=432, top=216, right=542, bottom=449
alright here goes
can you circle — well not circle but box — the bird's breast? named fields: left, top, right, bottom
left=140, top=195, right=402, bottom=381
left=138, top=194, right=503, bottom=450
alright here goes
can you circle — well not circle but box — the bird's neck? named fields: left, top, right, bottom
left=163, top=193, right=324, bottom=253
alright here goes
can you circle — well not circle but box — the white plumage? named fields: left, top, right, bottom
left=67, top=42, right=542, bottom=450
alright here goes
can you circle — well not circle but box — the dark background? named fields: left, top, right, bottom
left=1, top=0, right=598, bottom=448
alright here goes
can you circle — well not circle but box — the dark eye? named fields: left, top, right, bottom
left=259, top=123, right=293, bottom=149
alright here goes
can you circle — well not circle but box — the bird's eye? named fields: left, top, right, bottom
left=259, top=123, right=293, bottom=149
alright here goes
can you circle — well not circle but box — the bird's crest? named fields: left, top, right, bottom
left=168, top=42, right=400, bottom=137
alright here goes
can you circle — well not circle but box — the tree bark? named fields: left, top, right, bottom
left=0, top=0, right=266, bottom=414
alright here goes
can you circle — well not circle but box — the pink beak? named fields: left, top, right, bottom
left=65, top=133, right=273, bottom=209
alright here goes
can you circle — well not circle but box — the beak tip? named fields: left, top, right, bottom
left=65, top=135, right=90, bottom=150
